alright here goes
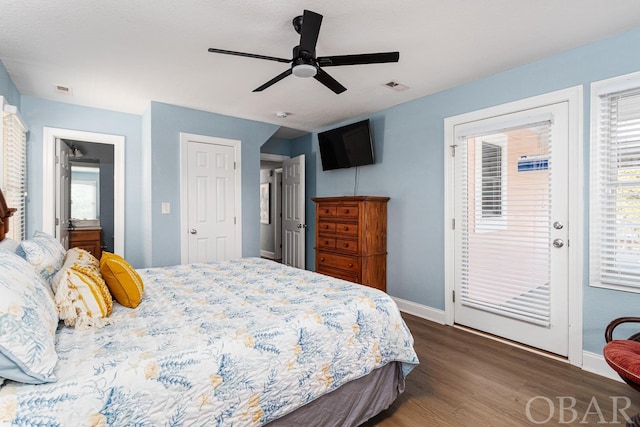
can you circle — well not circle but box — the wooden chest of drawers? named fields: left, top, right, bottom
left=312, top=196, right=389, bottom=292
left=69, top=228, right=102, bottom=259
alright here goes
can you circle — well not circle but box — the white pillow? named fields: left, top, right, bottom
left=16, top=231, right=66, bottom=286
left=0, top=237, right=19, bottom=253
left=0, top=249, right=59, bottom=384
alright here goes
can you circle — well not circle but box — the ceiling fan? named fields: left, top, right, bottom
left=207, top=9, right=399, bottom=94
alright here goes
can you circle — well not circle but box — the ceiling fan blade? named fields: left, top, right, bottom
left=253, top=68, right=293, bottom=92
left=314, top=68, right=346, bottom=94
left=208, top=48, right=291, bottom=64
left=317, top=52, right=399, bottom=67
left=299, top=10, right=323, bottom=56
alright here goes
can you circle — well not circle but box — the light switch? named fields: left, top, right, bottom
left=161, top=202, right=171, bottom=214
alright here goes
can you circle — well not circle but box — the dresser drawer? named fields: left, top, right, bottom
left=335, top=223, right=358, bottom=236
left=317, top=266, right=359, bottom=283
left=317, top=205, right=337, bottom=217
left=337, top=205, right=359, bottom=218
left=318, top=222, right=336, bottom=233
left=317, top=252, right=360, bottom=273
left=335, top=238, right=358, bottom=254
left=317, top=237, right=336, bottom=250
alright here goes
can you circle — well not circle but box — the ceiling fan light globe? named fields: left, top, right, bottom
left=292, top=64, right=317, bottom=78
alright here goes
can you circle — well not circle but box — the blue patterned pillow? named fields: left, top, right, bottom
left=0, top=249, right=59, bottom=384
left=16, top=231, right=66, bottom=285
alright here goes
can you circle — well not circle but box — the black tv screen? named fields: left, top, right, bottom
left=318, top=119, right=374, bottom=171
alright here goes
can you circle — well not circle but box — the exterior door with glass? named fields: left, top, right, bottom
left=453, top=102, right=569, bottom=356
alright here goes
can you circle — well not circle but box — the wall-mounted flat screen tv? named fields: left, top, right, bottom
left=318, top=119, right=374, bottom=171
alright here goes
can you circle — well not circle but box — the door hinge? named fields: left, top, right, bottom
left=55, top=218, right=59, bottom=226
left=452, top=290, right=456, bottom=303
left=451, top=218, right=455, bottom=230
left=233, top=161, right=236, bottom=170
left=55, top=155, right=59, bottom=164
left=450, top=144, right=457, bottom=157
left=234, top=217, right=237, bottom=225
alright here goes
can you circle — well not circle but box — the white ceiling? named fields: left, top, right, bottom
left=1, top=1, right=640, bottom=139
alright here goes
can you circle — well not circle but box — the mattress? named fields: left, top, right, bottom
left=0, top=257, right=418, bottom=426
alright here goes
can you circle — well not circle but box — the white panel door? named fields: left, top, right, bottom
left=55, top=138, right=72, bottom=249
left=186, top=141, right=237, bottom=263
left=453, top=102, right=569, bottom=356
left=282, top=154, right=305, bottom=268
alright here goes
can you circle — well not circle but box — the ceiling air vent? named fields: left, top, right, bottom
left=55, top=84, right=72, bottom=95
left=383, top=81, right=409, bottom=92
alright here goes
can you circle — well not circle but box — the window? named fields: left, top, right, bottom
left=474, top=134, right=508, bottom=232
left=0, top=99, right=27, bottom=241
left=591, top=71, right=640, bottom=292
left=481, top=141, right=503, bottom=217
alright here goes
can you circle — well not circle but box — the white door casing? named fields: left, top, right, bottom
left=55, top=139, right=72, bottom=249
left=282, top=154, right=306, bottom=269
left=42, top=127, right=125, bottom=255
left=444, top=86, right=584, bottom=366
left=180, top=133, right=241, bottom=264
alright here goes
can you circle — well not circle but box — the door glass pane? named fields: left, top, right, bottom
left=461, top=122, right=552, bottom=326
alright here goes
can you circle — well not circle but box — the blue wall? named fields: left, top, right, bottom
left=300, top=28, right=640, bottom=354
left=19, top=96, right=145, bottom=267
left=147, top=102, right=279, bottom=267
left=0, top=60, right=20, bottom=108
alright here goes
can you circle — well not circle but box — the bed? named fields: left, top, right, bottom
left=0, top=188, right=418, bottom=426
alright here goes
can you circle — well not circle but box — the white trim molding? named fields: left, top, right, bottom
left=392, top=297, right=446, bottom=325
left=443, top=86, right=584, bottom=367
left=582, top=351, right=622, bottom=383
left=42, top=127, right=125, bottom=256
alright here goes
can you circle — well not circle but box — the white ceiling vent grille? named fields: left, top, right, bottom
left=55, top=84, right=72, bottom=95
left=383, top=81, right=409, bottom=92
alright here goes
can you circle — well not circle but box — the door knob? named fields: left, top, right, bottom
left=553, top=221, right=564, bottom=230
left=190, top=229, right=197, bottom=235
left=552, top=238, right=564, bottom=248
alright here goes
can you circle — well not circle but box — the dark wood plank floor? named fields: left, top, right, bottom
left=362, top=313, right=640, bottom=426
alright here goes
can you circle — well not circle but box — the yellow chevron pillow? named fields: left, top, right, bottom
left=100, top=252, right=144, bottom=308
left=51, top=258, right=113, bottom=330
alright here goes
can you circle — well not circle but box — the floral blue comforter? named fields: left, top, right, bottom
left=0, top=258, right=418, bottom=426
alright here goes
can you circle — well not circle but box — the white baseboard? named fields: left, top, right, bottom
left=392, top=296, right=446, bottom=324
left=582, top=350, right=622, bottom=383
left=260, top=250, right=275, bottom=259
left=391, top=296, right=623, bottom=384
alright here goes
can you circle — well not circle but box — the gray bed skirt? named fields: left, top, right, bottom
left=267, top=362, right=404, bottom=427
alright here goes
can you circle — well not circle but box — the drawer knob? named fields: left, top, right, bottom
left=324, top=209, right=329, bottom=214
left=344, top=209, right=350, bottom=214
left=324, top=240, right=329, bottom=245
left=320, top=257, right=325, bottom=262
left=343, top=243, right=349, bottom=248
left=323, top=225, right=329, bottom=229
left=348, top=263, right=353, bottom=268
left=343, top=227, right=349, bottom=231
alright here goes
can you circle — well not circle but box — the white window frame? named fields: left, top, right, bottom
left=590, top=71, right=640, bottom=293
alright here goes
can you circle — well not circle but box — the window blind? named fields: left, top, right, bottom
left=591, top=86, right=640, bottom=291
left=459, top=120, right=553, bottom=326
left=2, top=109, right=27, bottom=241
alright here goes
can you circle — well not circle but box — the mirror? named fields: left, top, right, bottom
left=70, top=160, right=100, bottom=222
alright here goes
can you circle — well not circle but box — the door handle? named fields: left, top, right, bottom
left=190, top=229, right=197, bottom=235
left=552, top=238, right=564, bottom=248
